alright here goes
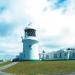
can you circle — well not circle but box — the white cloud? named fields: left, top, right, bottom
left=0, top=0, right=75, bottom=59
left=6, top=0, right=75, bottom=49
left=0, top=10, right=14, bottom=23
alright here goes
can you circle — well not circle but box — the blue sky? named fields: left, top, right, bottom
left=0, top=0, right=75, bottom=60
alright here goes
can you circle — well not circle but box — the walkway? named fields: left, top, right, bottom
left=64, top=72, right=75, bottom=75
left=0, top=62, right=18, bottom=75
left=52, top=72, right=75, bottom=75
left=0, top=71, right=16, bottom=75
left=0, top=62, right=18, bottom=70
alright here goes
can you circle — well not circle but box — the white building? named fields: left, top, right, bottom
left=39, top=48, right=75, bottom=60
left=18, top=23, right=40, bottom=60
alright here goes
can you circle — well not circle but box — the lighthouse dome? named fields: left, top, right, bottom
left=25, top=23, right=37, bottom=30
left=24, top=23, right=37, bottom=38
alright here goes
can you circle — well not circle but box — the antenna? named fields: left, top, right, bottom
left=28, top=22, right=32, bottom=26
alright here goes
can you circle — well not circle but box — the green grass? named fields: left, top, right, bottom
left=2, top=60, right=75, bottom=75
left=0, top=61, right=12, bottom=67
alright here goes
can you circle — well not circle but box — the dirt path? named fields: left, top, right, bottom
left=0, top=71, right=16, bottom=75
left=0, top=62, right=18, bottom=70
left=0, top=62, right=18, bottom=75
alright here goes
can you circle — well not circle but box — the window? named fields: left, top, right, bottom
left=54, top=54, right=57, bottom=58
left=25, top=29, right=36, bottom=36
left=72, top=53, right=75, bottom=58
left=29, top=45, right=31, bottom=48
left=46, top=55, right=49, bottom=59
left=59, top=53, right=62, bottom=58
left=64, top=53, right=67, bottom=56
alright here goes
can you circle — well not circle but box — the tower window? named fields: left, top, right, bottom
left=29, top=45, right=31, bottom=48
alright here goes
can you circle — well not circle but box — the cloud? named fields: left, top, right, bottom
left=0, top=1, right=18, bottom=37
left=47, top=0, right=75, bottom=14
left=0, top=33, right=23, bottom=60
left=0, top=22, right=14, bottom=36
left=0, top=0, right=28, bottom=59
left=0, top=0, right=75, bottom=60
left=0, top=0, right=8, bottom=13
left=49, top=0, right=67, bottom=9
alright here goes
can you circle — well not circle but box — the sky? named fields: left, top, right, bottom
left=0, top=0, right=75, bottom=60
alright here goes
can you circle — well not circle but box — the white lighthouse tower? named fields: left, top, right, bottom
left=21, top=23, right=39, bottom=60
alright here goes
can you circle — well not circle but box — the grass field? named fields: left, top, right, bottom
left=2, top=60, right=75, bottom=75
left=0, top=61, right=12, bottom=67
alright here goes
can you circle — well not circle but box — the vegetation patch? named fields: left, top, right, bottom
left=0, top=61, right=12, bottom=67
left=2, top=60, right=75, bottom=75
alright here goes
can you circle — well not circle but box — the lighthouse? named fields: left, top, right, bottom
left=20, top=23, right=39, bottom=60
